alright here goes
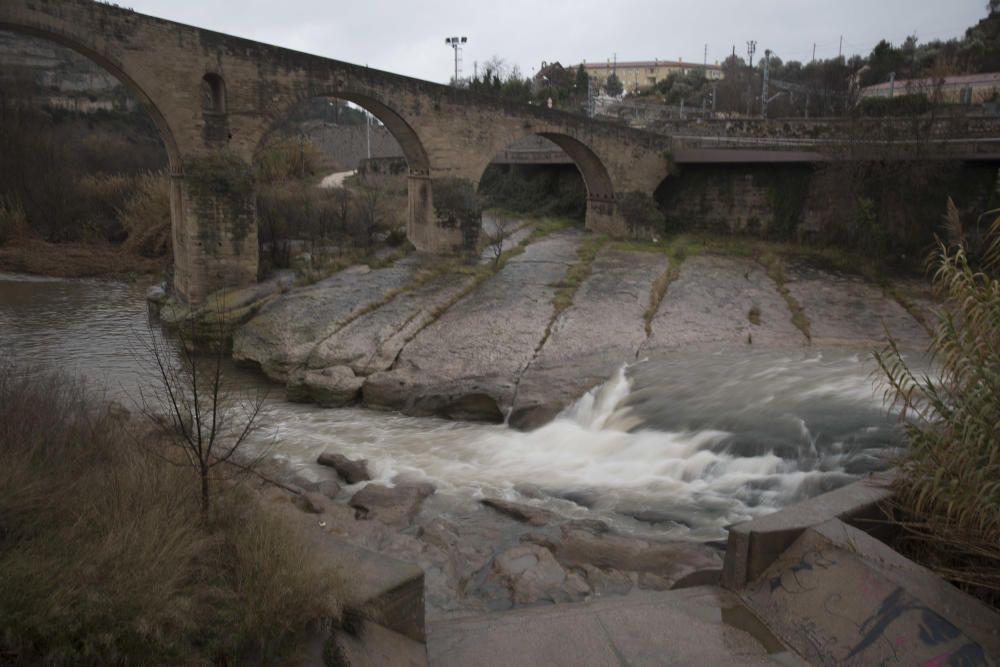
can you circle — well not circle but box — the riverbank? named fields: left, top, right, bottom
left=0, top=237, right=167, bottom=278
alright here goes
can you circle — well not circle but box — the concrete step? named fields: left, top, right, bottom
left=426, top=586, right=805, bottom=666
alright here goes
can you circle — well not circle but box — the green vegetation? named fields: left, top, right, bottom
left=758, top=251, right=812, bottom=340
left=618, top=191, right=664, bottom=238
left=552, top=235, right=607, bottom=312
left=0, top=365, right=346, bottom=665
left=605, top=72, right=624, bottom=98
left=876, top=205, right=1000, bottom=607
left=433, top=177, right=482, bottom=251
left=479, top=164, right=587, bottom=221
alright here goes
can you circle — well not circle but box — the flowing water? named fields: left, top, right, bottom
left=0, top=272, right=913, bottom=541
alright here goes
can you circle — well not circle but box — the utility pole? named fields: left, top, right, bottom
left=444, top=36, right=468, bottom=86
left=761, top=49, right=771, bottom=118
left=746, top=40, right=756, bottom=116
left=812, top=43, right=816, bottom=62
left=704, top=43, right=708, bottom=66
left=366, top=110, right=372, bottom=160
left=838, top=35, right=843, bottom=59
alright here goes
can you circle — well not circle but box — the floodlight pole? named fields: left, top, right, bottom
left=445, top=36, right=468, bottom=86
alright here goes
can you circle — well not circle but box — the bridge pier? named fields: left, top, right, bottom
left=170, top=156, right=259, bottom=306
left=585, top=196, right=627, bottom=237
left=406, top=173, right=473, bottom=254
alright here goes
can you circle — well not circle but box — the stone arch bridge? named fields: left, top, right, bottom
left=0, top=0, right=673, bottom=303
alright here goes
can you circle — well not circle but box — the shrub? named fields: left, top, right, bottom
left=118, top=171, right=172, bottom=257
left=876, top=201, right=1000, bottom=605
left=0, top=364, right=346, bottom=664
left=433, top=177, right=482, bottom=250
left=619, top=191, right=664, bottom=238
left=256, top=136, right=322, bottom=185
left=478, top=164, right=586, bottom=220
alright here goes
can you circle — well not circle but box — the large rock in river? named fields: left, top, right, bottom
left=643, top=254, right=806, bottom=352
left=510, top=247, right=668, bottom=429
left=232, top=259, right=417, bottom=382
left=363, top=233, right=581, bottom=421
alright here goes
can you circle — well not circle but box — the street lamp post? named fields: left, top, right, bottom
left=445, top=36, right=468, bottom=86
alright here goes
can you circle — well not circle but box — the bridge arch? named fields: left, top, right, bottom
left=254, top=89, right=435, bottom=253
left=0, top=23, right=182, bottom=172
left=472, top=131, right=617, bottom=233
left=256, top=90, right=428, bottom=174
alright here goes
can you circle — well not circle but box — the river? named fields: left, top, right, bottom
left=0, top=271, right=908, bottom=544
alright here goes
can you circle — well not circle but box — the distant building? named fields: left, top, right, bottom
left=580, top=59, right=723, bottom=94
left=859, top=72, right=1000, bottom=105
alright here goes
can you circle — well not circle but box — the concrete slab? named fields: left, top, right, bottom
left=645, top=254, right=806, bottom=352
left=741, top=519, right=1000, bottom=666
left=364, top=233, right=580, bottom=420
left=722, top=471, right=894, bottom=590
left=329, top=621, right=428, bottom=667
left=427, top=587, right=805, bottom=666
left=783, top=262, right=930, bottom=349
left=233, top=258, right=419, bottom=382
left=510, top=247, right=668, bottom=428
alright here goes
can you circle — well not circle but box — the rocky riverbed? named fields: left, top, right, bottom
left=149, top=224, right=936, bottom=617
left=224, top=227, right=931, bottom=428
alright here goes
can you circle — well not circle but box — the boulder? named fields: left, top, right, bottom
left=287, top=366, right=364, bottom=407
left=491, top=544, right=590, bottom=605
left=305, top=478, right=342, bottom=500
left=576, top=564, right=634, bottom=597
left=317, top=452, right=371, bottom=484
left=480, top=498, right=556, bottom=526
left=349, top=482, right=435, bottom=526
left=362, top=234, right=580, bottom=420
left=291, top=491, right=325, bottom=514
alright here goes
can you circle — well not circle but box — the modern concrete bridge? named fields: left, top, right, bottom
left=0, top=0, right=675, bottom=303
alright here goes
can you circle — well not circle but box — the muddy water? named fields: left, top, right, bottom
left=0, top=272, right=916, bottom=544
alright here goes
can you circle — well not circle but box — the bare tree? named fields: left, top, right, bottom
left=354, top=171, right=386, bottom=248
left=483, top=213, right=514, bottom=266
left=134, top=310, right=268, bottom=514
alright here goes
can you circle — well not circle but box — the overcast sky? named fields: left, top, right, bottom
left=127, top=0, right=988, bottom=83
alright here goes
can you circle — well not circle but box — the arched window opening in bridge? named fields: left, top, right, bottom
left=201, top=73, right=227, bottom=114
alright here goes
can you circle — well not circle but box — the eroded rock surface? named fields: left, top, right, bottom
left=783, top=261, right=930, bottom=348
left=510, top=248, right=667, bottom=428
left=480, top=498, right=557, bottom=526
left=645, top=255, right=806, bottom=352
left=363, top=233, right=581, bottom=421
left=317, top=452, right=371, bottom=484
left=488, top=544, right=590, bottom=605
left=233, top=259, right=418, bottom=382
left=349, top=481, right=435, bottom=526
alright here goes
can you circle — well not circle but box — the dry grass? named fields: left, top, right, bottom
left=0, top=364, right=346, bottom=665
left=0, top=237, right=166, bottom=278
left=875, top=204, right=1000, bottom=609
left=0, top=196, right=28, bottom=246
left=118, top=171, right=172, bottom=259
